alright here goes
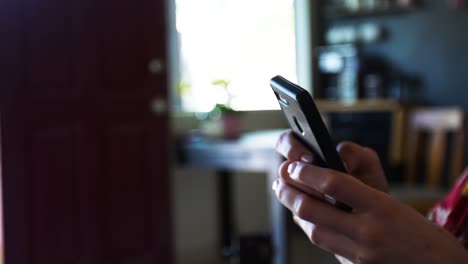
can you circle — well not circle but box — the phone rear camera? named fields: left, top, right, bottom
left=274, top=92, right=289, bottom=106
left=293, top=116, right=305, bottom=136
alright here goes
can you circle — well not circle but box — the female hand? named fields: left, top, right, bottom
left=274, top=131, right=468, bottom=263
left=275, top=131, right=388, bottom=194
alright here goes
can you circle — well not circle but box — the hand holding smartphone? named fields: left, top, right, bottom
left=270, top=75, right=352, bottom=211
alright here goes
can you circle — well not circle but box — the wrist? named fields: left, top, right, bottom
left=433, top=241, right=468, bottom=264
left=451, top=246, right=468, bottom=264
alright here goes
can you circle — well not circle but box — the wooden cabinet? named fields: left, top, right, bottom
left=316, top=99, right=406, bottom=168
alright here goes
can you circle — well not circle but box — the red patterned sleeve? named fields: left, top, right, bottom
left=428, top=171, right=468, bottom=248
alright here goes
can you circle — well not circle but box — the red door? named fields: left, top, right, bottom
left=0, top=0, right=172, bottom=263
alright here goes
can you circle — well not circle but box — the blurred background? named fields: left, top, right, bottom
left=1, top=0, right=467, bottom=263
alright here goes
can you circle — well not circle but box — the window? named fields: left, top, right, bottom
left=172, top=0, right=305, bottom=112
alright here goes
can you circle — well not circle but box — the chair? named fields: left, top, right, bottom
left=390, top=107, right=465, bottom=214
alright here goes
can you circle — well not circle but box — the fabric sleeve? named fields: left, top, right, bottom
left=428, top=171, right=468, bottom=248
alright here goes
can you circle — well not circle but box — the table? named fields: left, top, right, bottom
left=178, top=130, right=289, bottom=264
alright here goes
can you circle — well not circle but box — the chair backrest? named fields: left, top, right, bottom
left=405, top=107, right=465, bottom=188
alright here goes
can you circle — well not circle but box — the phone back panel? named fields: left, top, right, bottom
left=270, top=75, right=346, bottom=173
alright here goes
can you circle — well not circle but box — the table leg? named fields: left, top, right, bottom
left=268, top=156, right=289, bottom=264
left=217, top=170, right=234, bottom=257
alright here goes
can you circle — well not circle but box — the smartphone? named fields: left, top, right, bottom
left=270, top=75, right=352, bottom=211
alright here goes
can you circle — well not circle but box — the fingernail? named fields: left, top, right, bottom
left=343, top=161, right=349, bottom=172
left=293, top=215, right=299, bottom=225
left=287, top=162, right=297, bottom=174
left=272, top=180, right=279, bottom=191
left=301, top=154, right=313, bottom=163
left=324, top=194, right=336, bottom=205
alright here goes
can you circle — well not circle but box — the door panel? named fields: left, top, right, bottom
left=99, top=0, right=167, bottom=96
left=101, top=120, right=154, bottom=255
left=25, top=0, right=75, bottom=97
left=30, top=124, right=80, bottom=263
left=96, top=116, right=171, bottom=263
left=0, top=0, right=24, bottom=101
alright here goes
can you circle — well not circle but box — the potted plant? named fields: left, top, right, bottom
left=202, top=79, right=242, bottom=139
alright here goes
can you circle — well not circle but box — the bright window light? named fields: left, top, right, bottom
left=175, top=0, right=297, bottom=112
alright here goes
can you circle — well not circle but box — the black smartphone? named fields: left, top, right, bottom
left=270, top=75, right=352, bottom=211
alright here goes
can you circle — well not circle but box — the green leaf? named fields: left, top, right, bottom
left=211, top=79, right=231, bottom=88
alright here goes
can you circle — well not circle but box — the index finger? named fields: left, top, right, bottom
left=278, top=160, right=325, bottom=201
left=276, top=130, right=316, bottom=162
left=288, top=162, right=385, bottom=211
